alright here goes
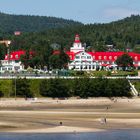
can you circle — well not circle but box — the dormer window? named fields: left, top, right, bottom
left=135, top=56, right=138, bottom=60
left=99, top=56, right=102, bottom=60
left=109, top=56, right=112, bottom=60
left=104, top=56, right=107, bottom=60
left=114, top=56, right=117, bottom=60
left=15, top=54, right=18, bottom=58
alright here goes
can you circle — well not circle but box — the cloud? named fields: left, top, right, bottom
left=103, top=7, right=140, bottom=19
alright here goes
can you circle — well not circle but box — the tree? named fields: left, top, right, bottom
left=49, top=49, right=69, bottom=69
left=12, top=78, right=33, bottom=98
left=20, top=50, right=30, bottom=69
left=73, top=78, right=90, bottom=98
left=0, top=91, right=4, bottom=98
left=115, top=53, right=134, bottom=71
left=105, top=35, right=114, bottom=45
left=40, top=79, right=69, bottom=98
left=0, top=45, right=6, bottom=60
left=59, top=48, right=70, bottom=69
left=133, top=45, right=140, bottom=53
left=49, top=54, right=61, bottom=69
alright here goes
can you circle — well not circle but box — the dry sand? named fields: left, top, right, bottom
left=0, top=97, right=140, bottom=133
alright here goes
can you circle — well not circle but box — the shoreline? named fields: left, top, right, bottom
left=0, top=98, right=140, bottom=133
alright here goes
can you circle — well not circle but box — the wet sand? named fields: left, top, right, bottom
left=0, top=98, right=140, bottom=133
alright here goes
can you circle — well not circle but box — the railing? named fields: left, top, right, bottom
left=128, top=80, right=139, bottom=96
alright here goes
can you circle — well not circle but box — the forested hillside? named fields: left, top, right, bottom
left=8, top=15, right=140, bottom=52
left=0, top=12, right=82, bottom=35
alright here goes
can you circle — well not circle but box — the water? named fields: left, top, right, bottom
left=0, top=129, right=140, bottom=140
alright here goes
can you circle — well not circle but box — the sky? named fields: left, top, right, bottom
left=0, top=0, right=140, bottom=24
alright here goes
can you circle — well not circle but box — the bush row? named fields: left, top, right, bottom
left=39, top=78, right=131, bottom=98
left=0, top=78, right=132, bottom=98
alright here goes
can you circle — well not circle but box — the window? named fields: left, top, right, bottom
left=99, top=56, right=102, bottom=60
left=114, top=56, right=117, bottom=60
left=87, top=56, right=91, bottom=59
left=135, top=56, right=138, bottom=60
left=104, top=56, right=107, bottom=60
left=10, top=55, right=13, bottom=58
left=2, top=67, right=7, bottom=71
left=81, top=56, right=86, bottom=59
left=15, top=55, right=18, bottom=58
left=8, top=68, right=12, bottom=70
left=76, top=56, right=80, bottom=59
left=93, top=56, right=95, bottom=59
left=109, top=56, right=112, bottom=60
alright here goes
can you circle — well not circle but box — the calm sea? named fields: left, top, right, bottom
left=0, top=129, right=140, bottom=140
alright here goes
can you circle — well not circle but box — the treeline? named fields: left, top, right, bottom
left=0, top=12, right=82, bottom=36
left=0, top=78, right=132, bottom=98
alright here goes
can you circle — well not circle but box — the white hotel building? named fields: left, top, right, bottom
left=66, top=34, right=140, bottom=71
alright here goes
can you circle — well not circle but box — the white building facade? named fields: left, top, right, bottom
left=68, top=51, right=98, bottom=71
left=0, top=50, right=25, bottom=73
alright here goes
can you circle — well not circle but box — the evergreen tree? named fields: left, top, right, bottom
left=40, top=79, right=69, bottom=98
left=115, top=53, right=134, bottom=70
left=12, top=78, right=33, bottom=98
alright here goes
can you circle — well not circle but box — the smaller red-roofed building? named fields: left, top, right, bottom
left=14, top=31, right=21, bottom=36
left=0, top=50, right=25, bottom=72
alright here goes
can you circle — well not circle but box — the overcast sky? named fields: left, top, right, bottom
left=0, top=0, right=140, bottom=24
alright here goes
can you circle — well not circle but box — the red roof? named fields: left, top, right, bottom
left=87, top=52, right=140, bottom=62
left=7, top=49, right=140, bottom=65
left=53, top=50, right=60, bottom=55
left=5, top=50, right=25, bottom=60
left=66, top=51, right=75, bottom=61
left=4, top=50, right=35, bottom=61
left=66, top=51, right=140, bottom=62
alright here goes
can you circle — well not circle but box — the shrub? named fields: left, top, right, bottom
left=0, top=91, right=4, bottom=98
left=40, top=79, right=69, bottom=98
left=11, top=78, right=34, bottom=98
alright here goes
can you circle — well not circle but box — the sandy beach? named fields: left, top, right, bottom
left=0, top=97, right=140, bottom=133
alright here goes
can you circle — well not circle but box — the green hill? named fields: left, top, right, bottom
left=0, top=12, right=82, bottom=35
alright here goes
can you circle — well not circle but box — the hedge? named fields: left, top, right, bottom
left=0, top=78, right=132, bottom=98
